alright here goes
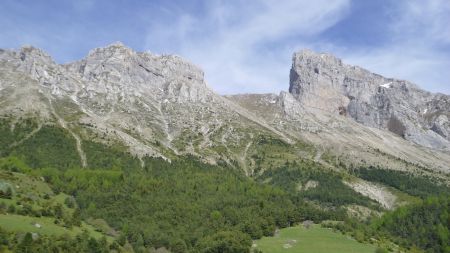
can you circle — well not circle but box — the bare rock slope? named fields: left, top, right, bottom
left=0, top=43, right=289, bottom=171
left=289, top=49, right=450, bottom=150
left=1, top=44, right=449, bottom=174
left=228, top=53, right=450, bottom=173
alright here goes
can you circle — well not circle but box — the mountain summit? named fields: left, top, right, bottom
left=1, top=43, right=449, bottom=174
left=289, top=49, right=450, bottom=150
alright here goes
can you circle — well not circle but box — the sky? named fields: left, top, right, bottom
left=1, top=0, right=449, bottom=95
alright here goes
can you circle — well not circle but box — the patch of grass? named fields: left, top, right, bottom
left=0, top=166, right=115, bottom=243
left=0, top=170, right=52, bottom=196
left=385, top=186, right=420, bottom=206
left=0, top=214, right=109, bottom=241
left=53, top=98, right=85, bottom=123
left=0, top=214, right=72, bottom=236
left=0, top=199, right=15, bottom=206
left=249, top=135, right=303, bottom=171
left=255, top=225, right=376, bottom=253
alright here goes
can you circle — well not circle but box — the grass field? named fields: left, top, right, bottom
left=0, top=214, right=108, bottom=240
left=255, top=225, right=376, bottom=253
left=0, top=167, right=116, bottom=243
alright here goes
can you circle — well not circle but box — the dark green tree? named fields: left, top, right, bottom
left=16, top=232, right=33, bottom=253
left=196, top=231, right=252, bottom=253
left=170, top=238, right=188, bottom=253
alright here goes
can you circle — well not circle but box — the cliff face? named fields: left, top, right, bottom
left=0, top=43, right=288, bottom=171
left=1, top=43, right=449, bottom=174
left=289, top=49, right=450, bottom=150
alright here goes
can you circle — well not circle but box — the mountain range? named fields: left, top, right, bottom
left=1, top=42, right=449, bottom=176
left=1, top=42, right=450, bottom=252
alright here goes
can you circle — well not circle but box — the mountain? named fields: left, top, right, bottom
left=0, top=43, right=291, bottom=174
left=230, top=50, right=450, bottom=174
left=289, top=49, right=450, bottom=150
left=1, top=43, right=449, bottom=175
left=1, top=43, right=449, bottom=253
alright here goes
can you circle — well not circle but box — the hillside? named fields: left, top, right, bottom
left=0, top=43, right=449, bottom=252
left=2, top=44, right=450, bottom=175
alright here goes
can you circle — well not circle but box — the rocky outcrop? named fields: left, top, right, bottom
left=65, top=42, right=211, bottom=105
left=1, top=43, right=449, bottom=173
left=289, top=49, right=450, bottom=150
left=0, top=43, right=285, bottom=166
left=228, top=91, right=450, bottom=173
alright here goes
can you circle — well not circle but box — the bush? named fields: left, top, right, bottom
left=375, top=247, right=389, bottom=253
left=196, top=231, right=252, bottom=253
left=7, top=204, right=15, bottom=213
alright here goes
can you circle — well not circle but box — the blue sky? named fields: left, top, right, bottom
left=1, top=0, right=449, bottom=95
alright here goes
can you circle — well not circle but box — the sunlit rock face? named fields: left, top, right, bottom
left=0, top=43, right=286, bottom=166
left=289, top=49, right=450, bottom=150
left=1, top=43, right=450, bottom=173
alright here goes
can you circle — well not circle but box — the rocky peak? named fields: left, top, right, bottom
left=19, top=45, right=54, bottom=63
left=0, top=46, right=70, bottom=95
left=291, top=49, right=343, bottom=72
left=289, top=49, right=450, bottom=150
left=0, top=46, right=56, bottom=76
left=64, top=42, right=209, bottom=104
left=81, top=42, right=136, bottom=67
left=1, top=43, right=450, bottom=172
left=88, top=41, right=132, bottom=55
left=77, top=42, right=205, bottom=83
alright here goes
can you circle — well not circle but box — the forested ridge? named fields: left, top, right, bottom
left=0, top=119, right=350, bottom=252
left=0, top=118, right=449, bottom=253
left=6, top=155, right=348, bottom=252
left=258, top=164, right=380, bottom=209
left=329, top=168, right=450, bottom=253
left=354, top=167, right=448, bottom=198
left=331, top=196, right=449, bottom=253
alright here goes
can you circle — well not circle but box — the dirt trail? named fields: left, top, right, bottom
left=9, top=124, right=42, bottom=149
left=47, top=97, right=88, bottom=168
left=240, top=133, right=254, bottom=176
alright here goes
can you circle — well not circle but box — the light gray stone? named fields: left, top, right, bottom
left=289, top=49, right=450, bottom=150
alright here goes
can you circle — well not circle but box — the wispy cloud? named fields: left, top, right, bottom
left=1, top=0, right=449, bottom=94
left=145, top=0, right=450, bottom=95
left=145, top=0, right=351, bottom=94
left=393, top=0, right=450, bottom=45
left=333, top=0, right=450, bottom=94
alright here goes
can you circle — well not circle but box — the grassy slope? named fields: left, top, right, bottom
left=0, top=164, right=113, bottom=241
left=0, top=214, right=105, bottom=239
left=1, top=118, right=445, bottom=252
left=256, top=225, right=376, bottom=253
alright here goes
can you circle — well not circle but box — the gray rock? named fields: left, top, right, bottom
left=289, top=49, right=450, bottom=150
left=1, top=43, right=449, bottom=174
left=0, top=43, right=286, bottom=168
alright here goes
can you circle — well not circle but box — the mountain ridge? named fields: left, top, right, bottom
left=289, top=49, right=450, bottom=150
left=1, top=43, right=449, bottom=174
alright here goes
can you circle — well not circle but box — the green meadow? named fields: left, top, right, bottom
left=0, top=214, right=106, bottom=240
left=255, top=225, right=376, bottom=253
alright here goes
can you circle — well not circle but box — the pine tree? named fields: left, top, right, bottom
left=17, top=232, right=33, bottom=253
left=5, top=187, right=12, bottom=199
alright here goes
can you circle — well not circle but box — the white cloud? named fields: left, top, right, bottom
left=145, top=0, right=351, bottom=94
left=335, top=0, right=450, bottom=95
left=394, top=0, right=450, bottom=44
left=342, top=46, right=450, bottom=94
left=2, top=0, right=449, bottom=95
left=144, top=0, right=450, bottom=95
